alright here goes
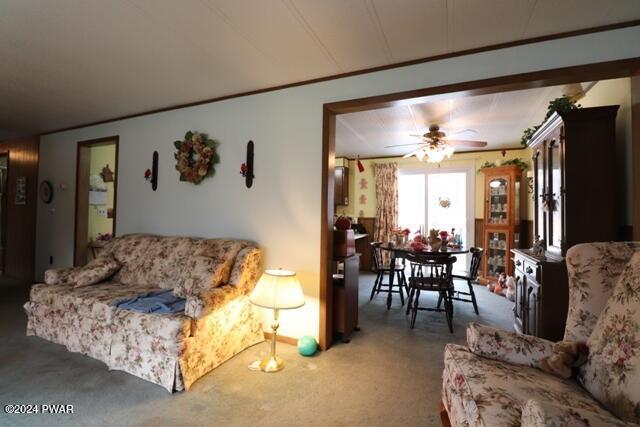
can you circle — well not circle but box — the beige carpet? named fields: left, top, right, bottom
left=0, top=274, right=513, bottom=426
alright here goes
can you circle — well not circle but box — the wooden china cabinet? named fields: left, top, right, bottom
left=480, top=165, right=525, bottom=282
left=512, top=106, right=619, bottom=341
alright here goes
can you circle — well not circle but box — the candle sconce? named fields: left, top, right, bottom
left=240, top=140, right=255, bottom=188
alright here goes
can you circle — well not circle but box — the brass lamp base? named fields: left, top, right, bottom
left=258, top=355, right=284, bottom=373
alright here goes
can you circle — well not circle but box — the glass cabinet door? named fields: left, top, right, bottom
left=486, top=230, right=509, bottom=277
left=533, top=149, right=545, bottom=242
left=487, top=178, right=509, bottom=225
left=547, top=133, right=564, bottom=253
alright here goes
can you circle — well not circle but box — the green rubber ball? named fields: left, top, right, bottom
left=297, top=335, right=318, bottom=356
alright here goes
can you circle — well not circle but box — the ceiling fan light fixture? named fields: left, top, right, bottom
left=416, top=143, right=455, bottom=163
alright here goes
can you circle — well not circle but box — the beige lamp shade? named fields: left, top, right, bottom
left=250, top=269, right=305, bottom=310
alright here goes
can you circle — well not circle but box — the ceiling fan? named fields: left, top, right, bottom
left=384, top=124, right=488, bottom=163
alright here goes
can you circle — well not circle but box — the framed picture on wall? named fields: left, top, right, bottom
left=15, top=176, right=27, bottom=205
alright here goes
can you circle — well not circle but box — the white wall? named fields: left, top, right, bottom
left=37, top=26, right=640, bottom=339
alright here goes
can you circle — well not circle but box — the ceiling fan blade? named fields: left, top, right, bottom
left=409, top=134, right=426, bottom=138
left=384, top=142, right=424, bottom=148
left=446, top=139, right=488, bottom=148
left=450, top=128, right=478, bottom=135
left=403, top=149, right=422, bottom=159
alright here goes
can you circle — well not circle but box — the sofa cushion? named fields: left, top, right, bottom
left=74, top=255, right=121, bottom=288
left=30, top=281, right=160, bottom=323
left=109, top=235, right=247, bottom=289
left=579, top=251, right=640, bottom=423
left=442, top=344, right=614, bottom=427
left=521, top=398, right=628, bottom=427
left=112, top=309, right=191, bottom=341
left=173, top=256, right=230, bottom=298
left=564, top=242, right=640, bottom=342
left=111, top=234, right=160, bottom=286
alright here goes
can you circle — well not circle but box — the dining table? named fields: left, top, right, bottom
left=378, top=243, right=469, bottom=310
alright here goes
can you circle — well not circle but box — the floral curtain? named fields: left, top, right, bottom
left=373, top=163, right=398, bottom=246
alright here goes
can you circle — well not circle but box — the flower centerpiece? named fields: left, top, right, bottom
left=174, top=131, right=220, bottom=184
left=410, top=233, right=427, bottom=252
left=439, top=230, right=449, bottom=250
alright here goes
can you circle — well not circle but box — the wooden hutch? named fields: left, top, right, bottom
left=512, top=106, right=619, bottom=341
left=480, top=165, right=526, bottom=282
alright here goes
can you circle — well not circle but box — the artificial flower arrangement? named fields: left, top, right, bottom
left=392, top=227, right=411, bottom=246
left=174, top=131, right=220, bottom=184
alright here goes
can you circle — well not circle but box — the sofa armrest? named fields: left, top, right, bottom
left=184, top=284, right=243, bottom=319
left=183, top=246, right=262, bottom=319
left=228, top=246, right=262, bottom=293
left=521, top=399, right=629, bottom=427
left=466, top=322, right=554, bottom=368
left=44, top=267, right=79, bottom=285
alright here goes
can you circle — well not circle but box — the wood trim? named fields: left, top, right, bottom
left=440, top=400, right=452, bottom=427
left=325, top=58, right=640, bottom=114
left=343, top=146, right=528, bottom=161
left=319, top=107, right=335, bottom=350
left=320, top=57, right=640, bottom=350
left=0, top=149, right=8, bottom=274
left=263, top=332, right=298, bottom=347
left=40, top=21, right=640, bottom=136
left=73, top=136, right=119, bottom=266
left=633, top=72, right=640, bottom=240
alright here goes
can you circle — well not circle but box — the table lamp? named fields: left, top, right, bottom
left=249, top=269, right=305, bottom=372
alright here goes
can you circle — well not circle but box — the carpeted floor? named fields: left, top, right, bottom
left=0, top=274, right=513, bottom=426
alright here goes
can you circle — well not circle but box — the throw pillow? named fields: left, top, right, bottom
left=44, top=267, right=78, bottom=285
left=173, top=255, right=229, bottom=297
left=579, top=251, right=640, bottom=423
left=74, top=256, right=121, bottom=288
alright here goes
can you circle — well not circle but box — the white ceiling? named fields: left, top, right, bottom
left=1, top=0, right=639, bottom=135
left=335, top=82, right=592, bottom=157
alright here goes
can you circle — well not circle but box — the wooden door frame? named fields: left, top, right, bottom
left=320, top=57, right=640, bottom=350
left=73, top=136, right=119, bottom=266
left=0, top=149, right=8, bottom=275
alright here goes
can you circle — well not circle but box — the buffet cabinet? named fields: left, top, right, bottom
left=511, top=105, right=619, bottom=340
left=511, top=249, right=567, bottom=341
left=480, top=165, right=525, bottom=281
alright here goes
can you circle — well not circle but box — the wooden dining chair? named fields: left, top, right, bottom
left=369, top=242, right=409, bottom=305
left=449, top=247, right=483, bottom=314
left=405, top=253, right=456, bottom=333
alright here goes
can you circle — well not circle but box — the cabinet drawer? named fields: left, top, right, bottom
left=522, top=260, right=539, bottom=283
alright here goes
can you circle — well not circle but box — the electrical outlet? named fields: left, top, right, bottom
left=97, top=207, right=108, bottom=217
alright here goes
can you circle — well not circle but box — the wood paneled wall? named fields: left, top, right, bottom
left=0, top=137, right=39, bottom=282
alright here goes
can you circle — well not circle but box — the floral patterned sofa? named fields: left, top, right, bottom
left=442, top=242, right=640, bottom=426
left=24, top=234, right=264, bottom=392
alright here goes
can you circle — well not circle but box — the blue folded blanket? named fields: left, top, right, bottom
left=113, top=289, right=186, bottom=314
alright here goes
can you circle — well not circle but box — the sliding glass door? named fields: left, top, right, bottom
left=398, top=167, right=474, bottom=267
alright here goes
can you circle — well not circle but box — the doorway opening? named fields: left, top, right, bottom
left=321, top=58, right=640, bottom=349
left=74, top=136, right=119, bottom=266
left=0, top=152, right=8, bottom=274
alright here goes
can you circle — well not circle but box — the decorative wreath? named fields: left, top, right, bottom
left=174, top=131, right=220, bottom=184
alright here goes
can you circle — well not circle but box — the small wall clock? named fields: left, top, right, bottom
left=39, top=180, right=54, bottom=204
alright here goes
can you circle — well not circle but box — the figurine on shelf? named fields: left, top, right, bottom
left=505, top=276, right=516, bottom=301
left=532, top=235, right=546, bottom=259
left=428, top=228, right=442, bottom=251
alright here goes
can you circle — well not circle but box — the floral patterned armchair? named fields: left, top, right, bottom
left=442, top=242, right=640, bottom=426
left=25, top=234, right=265, bottom=392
